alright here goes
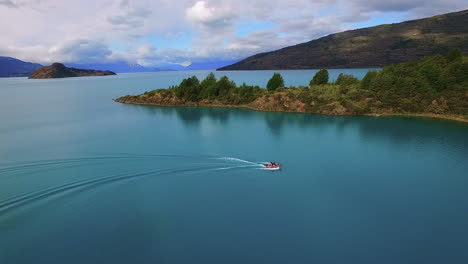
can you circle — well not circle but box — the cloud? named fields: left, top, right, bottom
left=0, top=0, right=53, bottom=10
left=185, top=1, right=239, bottom=58
left=186, top=1, right=237, bottom=29
left=0, top=45, right=48, bottom=63
left=184, top=0, right=346, bottom=59
left=339, top=0, right=467, bottom=22
left=107, top=1, right=152, bottom=30
left=223, top=15, right=346, bottom=59
left=0, top=39, right=113, bottom=64
left=357, top=0, right=427, bottom=12
left=0, top=0, right=17, bottom=8
left=0, top=0, right=466, bottom=65
left=47, top=39, right=113, bottom=64
left=403, top=0, right=468, bottom=17
left=109, top=44, right=193, bottom=66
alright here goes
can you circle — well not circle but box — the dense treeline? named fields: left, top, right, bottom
left=292, top=48, right=467, bottom=115
left=359, top=48, right=468, bottom=114
left=138, top=49, right=467, bottom=116
left=148, top=72, right=264, bottom=104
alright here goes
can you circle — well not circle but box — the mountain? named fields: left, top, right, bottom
left=29, top=63, right=116, bottom=79
left=185, top=59, right=240, bottom=70
left=66, top=60, right=240, bottom=72
left=65, top=62, right=181, bottom=73
left=218, top=9, right=468, bottom=70
left=0, top=57, right=42, bottom=77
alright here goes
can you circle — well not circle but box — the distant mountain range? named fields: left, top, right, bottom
left=0, top=57, right=42, bottom=77
left=219, top=9, right=468, bottom=70
left=66, top=60, right=240, bottom=72
left=0, top=58, right=239, bottom=77
left=64, top=62, right=182, bottom=73
left=185, top=60, right=240, bottom=70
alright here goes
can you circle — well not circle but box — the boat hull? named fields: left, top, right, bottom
left=263, top=167, right=281, bottom=170
left=263, top=164, right=282, bottom=170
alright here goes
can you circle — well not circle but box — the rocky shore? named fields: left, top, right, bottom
left=115, top=92, right=468, bottom=124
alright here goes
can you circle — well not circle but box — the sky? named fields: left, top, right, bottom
left=0, top=0, right=466, bottom=66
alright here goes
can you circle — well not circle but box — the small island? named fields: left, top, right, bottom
left=29, top=63, right=116, bottom=79
left=116, top=50, right=468, bottom=123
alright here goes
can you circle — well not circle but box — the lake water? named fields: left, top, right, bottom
left=1, top=70, right=468, bottom=264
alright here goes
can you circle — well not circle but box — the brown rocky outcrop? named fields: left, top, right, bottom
left=29, top=63, right=116, bottom=79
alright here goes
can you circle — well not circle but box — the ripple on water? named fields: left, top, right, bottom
left=0, top=155, right=272, bottom=217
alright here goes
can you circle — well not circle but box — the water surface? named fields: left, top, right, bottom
left=1, top=70, right=468, bottom=264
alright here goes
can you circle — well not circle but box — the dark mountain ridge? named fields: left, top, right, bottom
left=0, top=57, right=42, bottom=77
left=218, top=9, right=468, bottom=70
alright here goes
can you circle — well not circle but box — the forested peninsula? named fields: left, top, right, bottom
left=116, top=50, right=468, bottom=123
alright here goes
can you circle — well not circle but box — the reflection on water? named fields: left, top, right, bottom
left=137, top=105, right=231, bottom=127
left=136, top=105, right=468, bottom=154
left=176, top=107, right=231, bottom=125
left=356, top=117, right=468, bottom=154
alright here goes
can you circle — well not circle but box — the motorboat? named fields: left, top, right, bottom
left=264, top=162, right=282, bottom=170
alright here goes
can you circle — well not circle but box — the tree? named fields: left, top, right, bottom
left=335, top=73, right=359, bottom=85
left=267, top=73, right=284, bottom=91
left=310, top=69, right=329, bottom=86
left=180, top=76, right=200, bottom=89
left=216, top=76, right=236, bottom=98
left=175, top=76, right=200, bottom=100
left=200, top=72, right=217, bottom=99
left=446, top=48, right=463, bottom=62
left=201, top=72, right=217, bottom=88
left=360, top=71, right=378, bottom=90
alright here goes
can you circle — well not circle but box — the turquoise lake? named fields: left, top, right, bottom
left=1, top=69, right=468, bottom=263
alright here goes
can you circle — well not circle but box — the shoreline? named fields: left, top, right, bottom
left=364, top=113, right=468, bottom=124
left=114, top=99, right=468, bottom=124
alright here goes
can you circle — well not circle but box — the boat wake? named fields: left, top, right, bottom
left=216, top=157, right=266, bottom=167
left=0, top=154, right=275, bottom=216
left=216, top=157, right=282, bottom=171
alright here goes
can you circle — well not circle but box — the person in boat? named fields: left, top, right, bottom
left=269, top=161, right=276, bottom=166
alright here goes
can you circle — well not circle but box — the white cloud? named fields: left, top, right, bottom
left=48, top=39, right=112, bottom=64
left=186, top=1, right=237, bottom=28
left=185, top=1, right=238, bottom=58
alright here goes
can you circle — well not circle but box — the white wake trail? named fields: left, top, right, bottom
left=217, top=157, right=265, bottom=167
left=208, top=165, right=258, bottom=171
